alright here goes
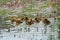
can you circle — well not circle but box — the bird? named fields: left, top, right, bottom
left=25, top=17, right=35, bottom=27
left=35, top=17, right=41, bottom=23
left=10, top=16, right=16, bottom=24
left=25, top=17, right=36, bottom=32
left=41, top=17, right=50, bottom=26
left=41, top=17, right=51, bottom=34
left=15, top=16, right=24, bottom=26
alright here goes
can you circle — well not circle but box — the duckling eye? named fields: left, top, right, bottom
left=45, top=19, right=47, bottom=21
left=25, top=17, right=28, bottom=20
left=35, top=18, right=37, bottom=20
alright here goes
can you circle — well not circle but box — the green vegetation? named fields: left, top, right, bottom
left=52, top=3, right=60, bottom=39
left=0, top=1, right=49, bottom=17
left=57, top=18, right=60, bottom=39
left=52, top=3, right=60, bottom=16
left=0, top=0, right=11, bottom=2
left=57, top=18, right=60, bottom=27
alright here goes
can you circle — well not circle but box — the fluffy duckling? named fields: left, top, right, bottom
left=10, top=16, right=16, bottom=24
left=41, top=17, right=51, bottom=34
left=35, top=17, right=41, bottom=23
left=15, top=16, right=24, bottom=26
left=25, top=17, right=35, bottom=27
left=25, top=17, right=36, bottom=32
left=41, top=17, right=50, bottom=26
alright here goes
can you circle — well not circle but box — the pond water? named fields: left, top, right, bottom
left=0, top=18, right=58, bottom=40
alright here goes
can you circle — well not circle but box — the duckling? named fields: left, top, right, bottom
left=15, top=16, right=24, bottom=26
left=10, top=16, right=16, bottom=24
left=35, top=17, right=41, bottom=23
left=25, top=17, right=33, bottom=27
left=25, top=17, right=35, bottom=32
left=41, top=17, right=50, bottom=26
left=41, top=17, right=51, bottom=34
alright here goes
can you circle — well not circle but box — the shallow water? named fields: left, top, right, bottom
left=0, top=18, right=58, bottom=40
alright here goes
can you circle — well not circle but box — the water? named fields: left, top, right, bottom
left=0, top=18, right=58, bottom=40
